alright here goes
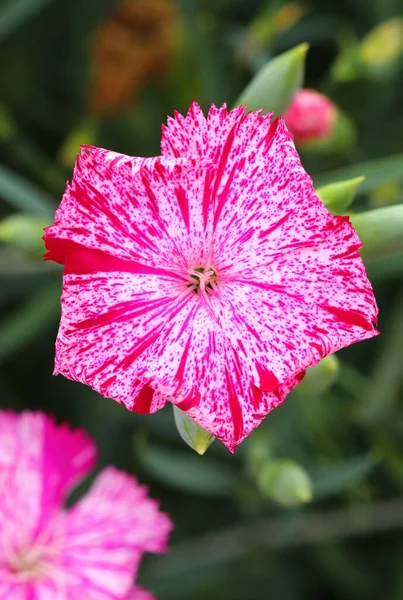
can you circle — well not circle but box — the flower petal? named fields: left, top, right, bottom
left=208, top=219, right=377, bottom=388
left=0, top=411, right=96, bottom=552
left=125, top=586, right=155, bottom=600
left=61, top=468, right=172, bottom=598
left=44, top=147, right=215, bottom=274
left=55, top=265, right=190, bottom=412
left=44, top=147, right=182, bottom=268
left=130, top=296, right=299, bottom=450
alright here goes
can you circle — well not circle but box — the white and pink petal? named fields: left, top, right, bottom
left=61, top=468, right=172, bottom=598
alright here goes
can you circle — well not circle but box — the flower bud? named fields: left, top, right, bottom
left=285, top=89, right=355, bottom=154
left=285, top=89, right=335, bottom=145
left=258, top=459, right=313, bottom=507
left=172, top=405, right=215, bottom=455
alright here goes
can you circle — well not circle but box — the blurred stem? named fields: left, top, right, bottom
left=144, top=497, right=403, bottom=583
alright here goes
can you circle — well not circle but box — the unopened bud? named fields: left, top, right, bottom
left=285, top=89, right=355, bottom=154
left=285, top=89, right=335, bottom=145
left=258, top=459, right=313, bottom=507
left=173, top=405, right=215, bottom=455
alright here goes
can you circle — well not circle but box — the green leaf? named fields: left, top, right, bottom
left=0, top=282, right=60, bottom=363
left=314, top=154, right=403, bottom=195
left=135, top=442, right=237, bottom=497
left=258, top=459, right=313, bottom=507
left=0, top=164, right=55, bottom=216
left=351, top=205, right=403, bottom=260
left=173, top=405, right=215, bottom=455
left=317, top=176, right=364, bottom=214
left=312, top=454, right=377, bottom=499
left=0, top=0, right=53, bottom=43
left=234, top=43, right=308, bottom=114
left=295, top=354, right=340, bottom=397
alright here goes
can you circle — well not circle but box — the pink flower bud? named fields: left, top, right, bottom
left=285, top=89, right=335, bottom=144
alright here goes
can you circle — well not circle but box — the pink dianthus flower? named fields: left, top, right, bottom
left=44, top=102, right=378, bottom=451
left=0, top=411, right=171, bottom=599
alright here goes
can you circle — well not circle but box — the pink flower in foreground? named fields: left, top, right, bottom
left=44, top=102, right=378, bottom=451
left=0, top=411, right=172, bottom=599
left=285, top=89, right=335, bottom=144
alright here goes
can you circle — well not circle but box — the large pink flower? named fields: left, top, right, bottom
left=0, top=411, right=172, bottom=599
left=44, top=102, right=378, bottom=451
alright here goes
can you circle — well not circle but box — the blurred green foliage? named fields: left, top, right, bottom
left=1, top=0, right=403, bottom=599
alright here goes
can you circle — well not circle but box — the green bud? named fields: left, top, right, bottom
left=351, top=205, right=403, bottom=260
left=316, top=176, right=364, bottom=215
left=234, top=43, right=308, bottom=115
left=0, top=213, right=48, bottom=256
left=295, top=354, right=340, bottom=397
left=173, top=405, right=215, bottom=455
left=258, top=459, right=313, bottom=507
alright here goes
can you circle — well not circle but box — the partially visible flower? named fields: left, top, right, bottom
left=285, top=89, right=335, bottom=144
left=0, top=411, right=172, bottom=599
left=44, top=102, right=378, bottom=452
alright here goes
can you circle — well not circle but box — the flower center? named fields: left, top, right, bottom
left=6, top=541, right=61, bottom=582
left=187, top=267, right=218, bottom=295
left=8, top=546, right=50, bottom=580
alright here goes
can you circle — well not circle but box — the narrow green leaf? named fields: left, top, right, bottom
left=0, top=164, right=54, bottom=216
left=0, top=0, right=53, bottom=43
left=173, top=405, right=215, bottom=455
left=312, top=454, right=377, bottom=499
left=234, top=43, right=308, bottom=114
left=351, top=205, right=403, bottom=260
left=135, top=442, right=237, bottom=497
left=317, top=177, right=364, bottom=214
left=314, top=154, right=403, bottom=195
left=0, top=282, right=60, bottom=363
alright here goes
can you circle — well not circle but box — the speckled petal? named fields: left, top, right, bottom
left=55, top=263, right=191, bottom=412
left=61, top=468, right=172, bottom=598
left=125, top=586, right=155, bottom=600
left=0, top=411, right=96, bottom=550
